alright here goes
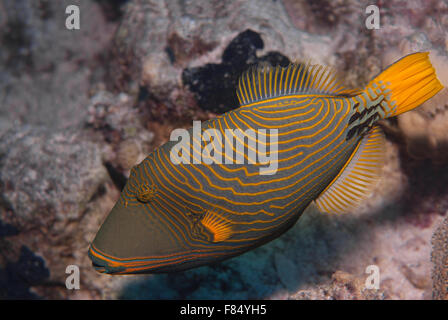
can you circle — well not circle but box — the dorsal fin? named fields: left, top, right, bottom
left=236, top=62, right=360, bottom=106
left=314, top=126, right=386, bottom=214
left=200, top=210, right=233, bottom=243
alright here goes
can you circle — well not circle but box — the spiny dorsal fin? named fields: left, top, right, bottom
left=236, top=62, right=359, bottom=106
left=200, top=210, right=233, bottom=243
left=315, top=126, right=386, bottom=214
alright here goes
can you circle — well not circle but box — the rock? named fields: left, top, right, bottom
left=85, top=90, right=154, bottom=179
left=116, top=139, right=143, bottom=170
left=0, top=126, right=108, bottom=224
left=0, top=125, right=109, bottom=298
left=0, top=245, right=50, bottom=299
left=290, top=271, right=389, bottom=300
left=0, top=0, right=118, bottom=133
left=399, top=263, right=431, bottom=290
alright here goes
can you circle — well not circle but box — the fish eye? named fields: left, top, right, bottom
left=136, top=182, right=157, bottom=203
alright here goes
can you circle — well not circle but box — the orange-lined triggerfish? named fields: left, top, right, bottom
left=89, top=52, right=443, bottom=274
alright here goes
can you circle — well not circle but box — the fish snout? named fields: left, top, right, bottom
left=88, top=199, right=186, bottom=274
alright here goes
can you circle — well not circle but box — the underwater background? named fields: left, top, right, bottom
left=0, top=0, right=448, bottom=299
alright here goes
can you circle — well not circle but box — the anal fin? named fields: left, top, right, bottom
left=315, top=126, right=386, bottom=214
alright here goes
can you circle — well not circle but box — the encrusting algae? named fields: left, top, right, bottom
left=432, top=217, right=448, bottom=300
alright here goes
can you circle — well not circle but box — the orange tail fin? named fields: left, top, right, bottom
left=364, top=52, right=443, bottom=118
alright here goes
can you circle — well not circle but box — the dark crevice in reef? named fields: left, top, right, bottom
left=104, top=162, right=127, bottom=192
left=305, top=0, right=340, bottom=28
left=396, top=146, right=448, bottom=228
left=137, top=85, right=150, bottom=103
left=94, top=0, right=130, bottom=22
left=1, top=18, right=34, bottom=74
left=36, top=0, right=54, bottom=20
left=0, top=220, right=19, bottom=238
left=182, top=29, right=291, bottom=114
left=0, top=244, right=50, bottom=299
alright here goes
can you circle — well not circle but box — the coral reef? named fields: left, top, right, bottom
left=0, top=126, right=107, bottom=223
left=290, top=271, right=389, bottom=300
left=0, top=245, right=50, bottom=299
left=0, top=0, right=117, bottom=133
left=0, top=126, right=109, bottom=298
left=0, top=0, right=447, bottom=300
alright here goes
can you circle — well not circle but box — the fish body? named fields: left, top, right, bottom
left=89, top=52, right=443, bottom=274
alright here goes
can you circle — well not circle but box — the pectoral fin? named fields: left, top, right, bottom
left=315, top=126, right=386, bottom=214
left=200, top=210, right=233, bottom=243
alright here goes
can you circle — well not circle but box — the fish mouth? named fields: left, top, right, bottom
left=88, top=243, right=198, bottom=274
left=88, top=245, right=128, bottom=274
left=88, top=243, right=236, bottom=274
left=91, top=261, right=106, bottom=273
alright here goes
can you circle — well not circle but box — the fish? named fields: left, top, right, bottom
left=88, top=52, right=443, bottom=274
